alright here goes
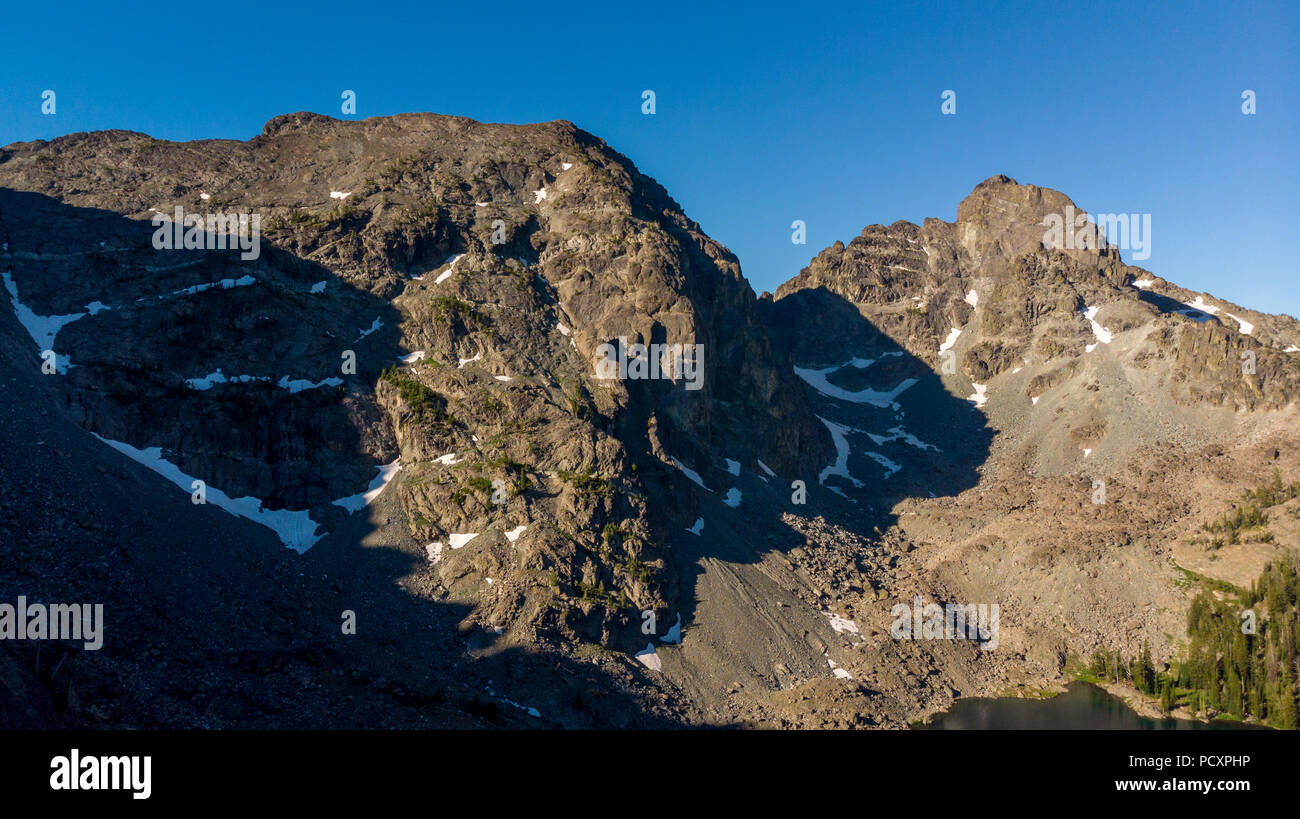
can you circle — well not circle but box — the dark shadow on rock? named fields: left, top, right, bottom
left=1136, top=288, right=1216, bottom=324
left=634, top=284, right=995, bottom=690
left=0, top=189, right=680, bottom=729
left=763, top=285, right=995, bottom=513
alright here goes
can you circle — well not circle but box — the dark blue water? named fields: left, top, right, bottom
left=918, top=682, right=1259, bottom=730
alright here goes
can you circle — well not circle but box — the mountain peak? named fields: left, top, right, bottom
left=956, top=174, right=1102, bottom=269
left=973, top=172, right=1018, bottom=188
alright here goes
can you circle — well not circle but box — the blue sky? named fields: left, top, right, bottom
left=3, top=1, right=1297, bottom=315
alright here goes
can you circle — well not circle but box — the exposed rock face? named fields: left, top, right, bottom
left=776, top=174, right=1300, bottom=418
left=2, top=122, right=1297, bottom=729
left=0, top=112, right=829, bottom=653
left=762, top=173, right=1300, bottom=727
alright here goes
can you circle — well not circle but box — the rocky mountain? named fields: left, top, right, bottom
left=1, top=116, right=1297, bottom=729
left=763, top=173, right=1300, bottom=722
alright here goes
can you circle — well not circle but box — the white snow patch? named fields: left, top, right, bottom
left=826, top=656, right=853, bottom=680
left=939, top=327, right=962, bottom=354
left=457, top=352, right=481, bottom=368
left=432, top=253, right=466, bottom=285
left=661, top=614, right=682, bottom=644
left=449, top=532, right=479, bottom=549
left=1083, top=448, right=1092, bottom=457
left=425, top=542, right=444, bottom=564
left=434, top=453, right=464, bottom=465
left=964, top=289, right=979, bottom=308
left=1132, top=279, right=1155, bottom=289
left=93, top=433, right=322, bottom=552
left=330, top=191, right=351, bottom=199
left=355, top=317, right=382, bottom=341
left=497, top=695, right=539, bottom=718
left=756, top=460, right=776, bottom=478
left=865, top=426, right=936, bottom=451
left=723, top=488, right=742, bottom=508
left=533, top=188, right=548, bottom=203
left=398, top=350, right=426, bottom=363
left=634, top=644, right=661, bottom=672
left=278, top=375, right=343, bottom=393
left=1031, top=395, right=1040, bottom=405
left=1188, top=296, right=1220, bottom=315
left=670, top=457, right=710, bottom=491
left=561, top=162, right=573, bottom=171
left=817, top=417, right=863, bottom=488
left=185, top=370, right=270, bottom=390
left=1285, top=346, right=1300, bottom=353
left=504, top=525, right=527, bottom=543
left=199, top=192, right=211, bottom=200
left=1224, top=313, right=1254, bottom=335
left=1176, top=308, right=1215, bottom=323
left=494, top=374, right=512, bottom=381
left=3, top=270, right=87, bottom=356
left=967, top=382, right=988, bottom=408
left=556, top=322, right=571, bottom=336
left=1083, top=305, right=1113, bottom=350
left=686, top=518, right=704, bottom=536
left=793, top=363, right=918, bottom=407
left=824, top=612, right=859, bottom=635
left=724, top=458, right=741, bottom=476
left=864, top=451, right=903, bottom=479
left=151, top=275, right=256, bottom=301
left=332, top=459, right=402, bottom=513
left=309, top=280, right=327, bottom=293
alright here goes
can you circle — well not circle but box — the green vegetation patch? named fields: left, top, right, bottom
left=431, top=296, right=489, bottom=330
left=558, top=466, right=614, bottom=498
left=381, top=366, right=455, bottom=427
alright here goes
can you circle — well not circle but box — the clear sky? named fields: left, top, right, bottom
left=3, top=1, right=1296, bottom=315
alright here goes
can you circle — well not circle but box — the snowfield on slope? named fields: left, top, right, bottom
left=794, top=362, right=917, bottom=407
left=93, top=433, right=323, bottom=552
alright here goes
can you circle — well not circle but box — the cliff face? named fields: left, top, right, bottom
left=0, top=112, right=831, bottom=654
left=776, top=174, right=1300, bottom=419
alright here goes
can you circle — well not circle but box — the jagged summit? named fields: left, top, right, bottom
left=779, top=174, right=1299, bottom=370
